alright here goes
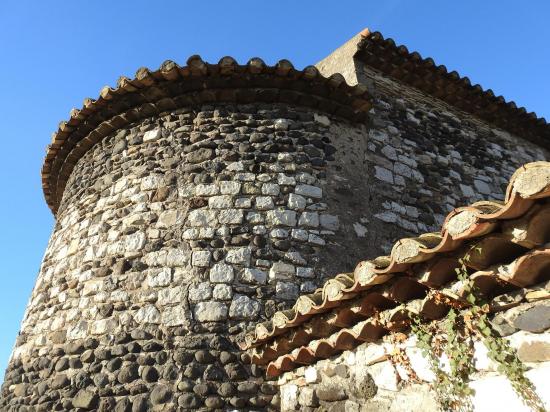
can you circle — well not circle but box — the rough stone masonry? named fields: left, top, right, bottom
left=1, top=31, right=549, bottom=411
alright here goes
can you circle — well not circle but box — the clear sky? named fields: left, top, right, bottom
left=0, top=0, right=549, bottom=380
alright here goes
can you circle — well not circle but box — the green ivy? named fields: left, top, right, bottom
left=409, top=249, right=545, bottom=412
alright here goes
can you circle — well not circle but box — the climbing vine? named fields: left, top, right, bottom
left=408, top=249, right=545, bottom=412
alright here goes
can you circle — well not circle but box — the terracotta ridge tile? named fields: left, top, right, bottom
left=355, top=30, right=549, bottom=148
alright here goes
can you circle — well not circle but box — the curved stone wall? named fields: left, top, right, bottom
left=2, top=60, right=548, bottom=412
left=1, top=103, right=362, bottom=411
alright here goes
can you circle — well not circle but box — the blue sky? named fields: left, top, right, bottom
left=0, top=1, right=549, bottom=380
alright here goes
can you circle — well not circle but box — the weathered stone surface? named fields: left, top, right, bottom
left=276, top=282, right=299, bottom=300
left=298, top=212, right=320, bottom=227
left=134, top=305, right=161, bottom=324
left=320, top=214, right=339, bottom=230
left=369, top=361, right=399, bottom=391
left=143, top=128, right=161, bottom=142
left=187, top=147, right=214, bottom=163
left=178, top=393, right=201, bottom=409
left=187, top=209, right=218, bottom=227
left=513, top=305, right=550, bottom=333
left=288, top=193, right=307, bottom=210
left=280, top=384, right=299, bottom=411
left=269, top=261, right=295, bottom=279
left=299, top=387, right=319, bottom=407
left=316, top=384, right=347, bottom=401
left=242, top=268, right=267, bottom=284
left=229, top=294, right=261, bottom=319
left=189, top=282, right=212, bottom=302
left=150, top=384, right=172, bottom=404
left=295, top=184, right=322, bottom=199
left=210, top=263, right=235, bottom=283
left=118, top=364, right=139, bottom=384
left=225, top=247, right=251, bottom=266
left=73, top=389, right=99, bottom=409
left=193, top=302, right=228, bottom=322
left=509, top=331, right=550, bottom=362
left=266, top=209, right=297, bottom=227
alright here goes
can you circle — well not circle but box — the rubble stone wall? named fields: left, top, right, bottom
left=347, top=64, right=549, bottom=257
left=2, top=62, right=549, bottom=411
left=278, top=297, right=550, bottom=412
left=1, top=103, right=354, bottom=411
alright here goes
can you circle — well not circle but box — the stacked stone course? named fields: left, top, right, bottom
left=2, top=32, right=550, bottom=411
left=0, top=101, right=354, bottom=411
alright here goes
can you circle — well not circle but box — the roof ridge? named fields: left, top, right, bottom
left=354, top=29, right=549, bottom=146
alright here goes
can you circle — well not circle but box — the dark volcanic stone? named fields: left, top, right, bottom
left=162, top=362, right=179, bottom=380
left=66, top=342, right=85, bottom=355
left=131, top=329, right=153, bottom=340
left=177, top=379, right=194, bottom=392
left=106, top=358, right=122, bottom=372
left=140, top=365, right=159, bottom=383
left=118, top=364, right=139, bottom=384
left=155, top=351, right=168, bottom=365
left=187, top=148, right=214, bottom=164
left=72, top=389, right=99, bottom=410
left=99, top=303, right=114, bottom=317
left=203, top=364, right=225, bottom=381
left=150, top=384, right=172, bottom=405
left=195, top=350, right=215, bottom=364
left=218, top=382, right=236, bottom=397
left=80, top=350, right=95, bottom=363
left=229, top=396, right=247, bottom=408
left=111, top=345, right=128, bottom=357
left=98, top=397, right=116, bottom=412
left=37, top=380, right=49, bottom=396
left=205, top=396, right=224, bottom=409
left=73, top=371, right=92, bottom=389
left=50, top=374, right=70, bottom=389
left=238, top=382, right=258, bottom=394
left=93, top=373, right=110, bottom=388
left=513, top=305, right=550, bottom=333
left=174, top=349, right=194, bottom=364
left=224, top=363, right=248, bottom=380
left=129, top=383, right=148, bottom=396
left=193, top=383, right=211, bottom=397
left=178, top=393, right=201, bottom=409
left=142, top=341, right=163, bottom=352
left=94, top=348, right=111, bottom=361
left=184, top=364, right=202, bottom=379
left=219, top=351, right=236, bottom=364
left=114, top=398, right=131, bottom=412
left=54, top=357, right=69, bottom=372
left=126, top=342, right=141, bottom=353
left=260, top=382, right=278, bottom=395
left=250, top=396, right=270, bottom=407
left=84, top=338, right=99, bottom=349
left=131, top=394, right=149, bottom=412
left=115, top=332, right=131, bottom=344
left=69, top=358, right=83, bottom=369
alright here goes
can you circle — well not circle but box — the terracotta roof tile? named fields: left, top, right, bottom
left=355, top=30, right=550, bottom=148
left=42, top=56, right=373, bottom=214
left=244, top=162, right=550, bottom=377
